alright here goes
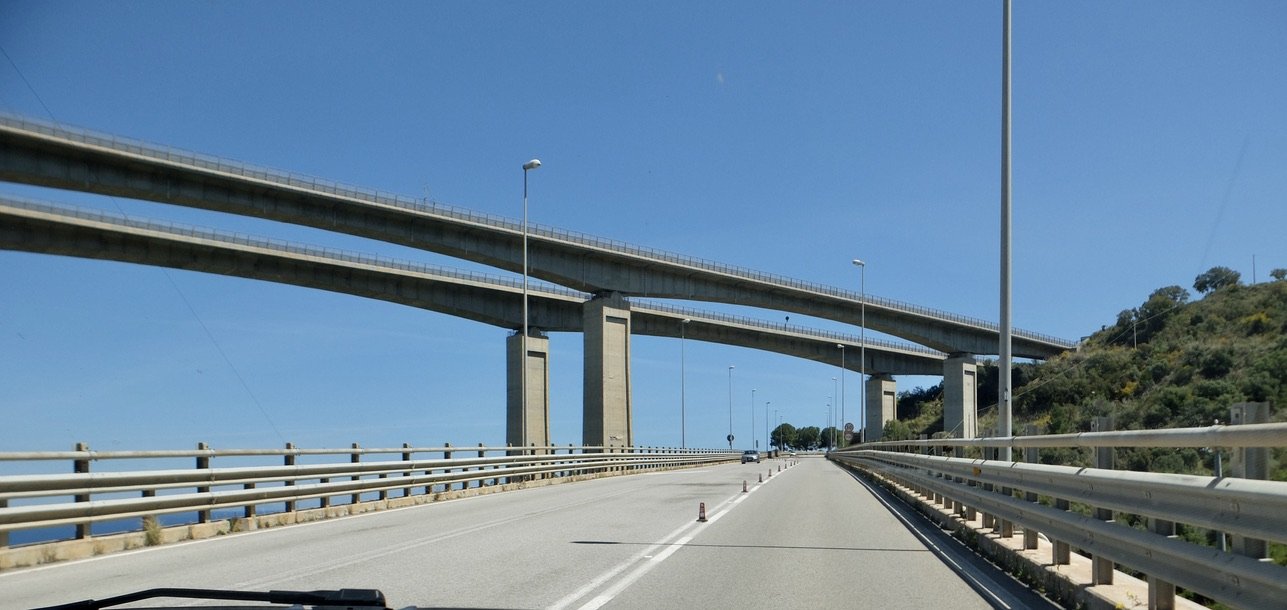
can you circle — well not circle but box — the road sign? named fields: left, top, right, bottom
left=844, top=422, right=854, bottom=433
left=726, top=434, right=734, bottom=443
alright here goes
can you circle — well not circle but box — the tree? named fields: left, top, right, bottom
left=819, top=426, right=840, bottom=449
left=770, top=423, right=797, bottom=450
left=794, top=426, right=820, bottom=450
left=882, top=419, right=914, bottom=441
left=1271, top=268, right=1287, bottom=281
left=1194, top=266, right=1241, bottom=294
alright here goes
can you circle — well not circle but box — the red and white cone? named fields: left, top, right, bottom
left=697, top=502, right=707, bottom=522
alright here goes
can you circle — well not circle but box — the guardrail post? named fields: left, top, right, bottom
left=1052, top=495, right=1071, bottom=565
left=980, top=430, right=996, bottom=530
left=956, top=446, right=976, bottom=522
left=377, top=444, right=389, bottom=501
left=1022, top=425, right=1039, bottom=550
left=350, top=443, right=362, bottom=505
left=1091, top=416, right=1114, bottom=585
left=402, top=443, right=416, bottom=496
left=196, top=442, right=211, bottom=524
left=479, top=443, right=489, bottom=486
left=1149, top=516, right=1177, bottom=610
left=74, top=442, right=90, bottom=539
left=443, top=443, right=453, bottom=491
left=504, top=443, right=513, bottom=484
left=284, top=443, right=297, bottom=513
left=1229, top=402, right=1269, bottom=560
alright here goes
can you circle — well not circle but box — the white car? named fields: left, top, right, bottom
left=741, top=450, right=760, bottom=463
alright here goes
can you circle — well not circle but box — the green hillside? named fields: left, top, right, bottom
left=887, top=269, right=1285, bottom=477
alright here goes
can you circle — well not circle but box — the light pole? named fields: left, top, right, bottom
left=831, top=377, right=838, bottom=444
left=680, top=319, right=690, bottom=448
left=853, top=259, right=865, bottom=443
left=727, top=365, right=735, bottom=450
left=837, top=343, right=845, bottom=446
left=774, top=409, right=780, bottom=450
left=999, top=0, right=1014, bottom=461
left=764, top=400, right=771, bottom=454
left=751, top=388, right=757, bottom=450
left=825, top=402, right=833, bottom=451
left=520, top=158, right=540, bottom=449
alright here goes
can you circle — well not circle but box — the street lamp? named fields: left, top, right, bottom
left=831, top=376, right=838, bottom=433
left=837, top=343, right=845, bottom=446
left=852, top=258, right=866, bottom=443
left=520, top=158, right=540, bottom=450
left=825, top=402, right=833, bottom=451
left=764, top=400, right=771, bottom=454
left=680, top=319, right=690, bottom=449
left=774, top=409, right=780, bottom=450
left=727, top=365, right=735, bottom=450
left=999, top=0, right=1014, bottom=461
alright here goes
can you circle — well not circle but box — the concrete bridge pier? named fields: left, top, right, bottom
left=864, top=373, right=897, bottom=441
left=506, top=331, right=550, bottom=451
left=942, top=353, right=978, bottom=439
left=583, top=292, right=632, bottom=449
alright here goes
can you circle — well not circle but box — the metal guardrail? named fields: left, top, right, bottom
left=0, top=113, right=1074, bottom=349
left=2, top=196, right=942, bottom=357
left=829, top=403, right=1285, bottom=610
left=0, top=444, right=737, bottom=545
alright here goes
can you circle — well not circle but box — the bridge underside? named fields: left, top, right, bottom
left=0, top=198, right=982, bottom=444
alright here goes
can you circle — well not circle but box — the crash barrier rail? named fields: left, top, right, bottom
left=0, top=443, right=737, bottom=547
left=829, top=402, right=1285, bottom=610
left=0, top=113, right=1072, bottom=349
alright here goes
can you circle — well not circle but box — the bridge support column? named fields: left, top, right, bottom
left=583, top=293, right=632, bottom=449
left=507, top=332, right=550, bottom=451
left=864, top=374, right=896, bottom=441
left=942, top=354, right=977, bottom=439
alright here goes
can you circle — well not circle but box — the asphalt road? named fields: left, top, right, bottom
left=1, top=457, right=1055, bottom=609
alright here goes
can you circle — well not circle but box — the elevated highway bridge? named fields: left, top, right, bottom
left=0, top=197, right=944, bottom=449
left=0, top=115, right=1073, bottom=359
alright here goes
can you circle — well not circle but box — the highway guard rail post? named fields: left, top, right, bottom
left=0, top=444, right=737, bottom=560
left=829, top=405, right=1286, bottom=610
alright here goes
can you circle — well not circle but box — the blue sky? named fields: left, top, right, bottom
left=1, top=2, right=1284, bottom=453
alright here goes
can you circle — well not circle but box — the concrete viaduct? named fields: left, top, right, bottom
left=0, top=197, right=947, bottom=447
left=0, top=115, right=1076, bottom=442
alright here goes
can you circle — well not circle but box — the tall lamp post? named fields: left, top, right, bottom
left=727, top=365, right=735, bottom=450
left=999, top=0, right=1014, bottom=462
left=852, top=259, right=866, bottom=443
left=764, top=400, right=771, bottom=454
left=520, top=159, right=540, bottom=450
left=837, top=344, right=845, bottom=446
left=774, top=409, right=780, bottom=450
left=831, top=377, right=838, bottom=447
left=680, top=319, right=690, bottom=448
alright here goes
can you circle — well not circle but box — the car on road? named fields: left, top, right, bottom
left=741, top=450, right=760, bottom=463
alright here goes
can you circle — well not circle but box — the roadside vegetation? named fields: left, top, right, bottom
left=861, top=266, right=1287, bottom=579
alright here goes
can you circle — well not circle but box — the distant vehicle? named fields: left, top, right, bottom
left=741, top=450, right=760, bottom=463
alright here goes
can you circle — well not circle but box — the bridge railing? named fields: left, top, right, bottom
left=632, top=299, right=945, bottom=357
left=0, top=113, right=1072, bottom=349
left=829, top=404, right=1286, bottom=609
left=0, top=443, right=736, bottom=550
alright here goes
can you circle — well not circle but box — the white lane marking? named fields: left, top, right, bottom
left=230, top=486, right=644, bottom=590
left=556, top=464, right=788, bottom=610
left=577, top=535, right=694, bottom=610
left=849, top=472, right=1016, bottom=609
